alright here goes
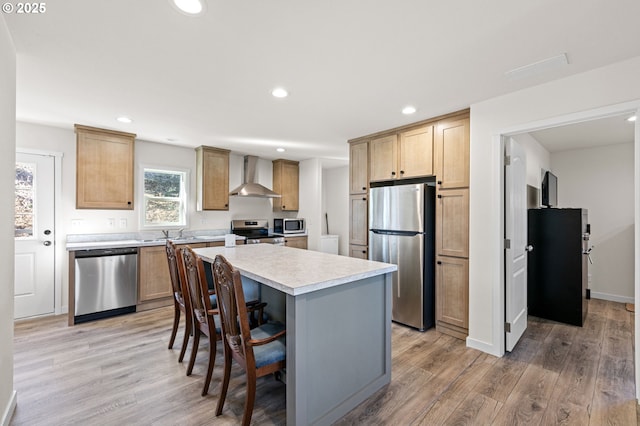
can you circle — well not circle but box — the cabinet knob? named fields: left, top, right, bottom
left=127, top=201, right=132, bottom=205
left=437, top=194, right=442, bottom=198
left=362, top=197, right=366, bottom=201
left=400, top=170, right=405, bottom=175
left=362, top=250, right=366, bottom=254
left=224, top=204, right=228, bottom=207
left=437, top=180, right=442, bottom=185
left=282, top=205, right=286, bottom=209
left=391, top=171, right=396, bottom=176
left=362, top=187, right=366, bottom=191
left=437, top=260, right=442, bottom=265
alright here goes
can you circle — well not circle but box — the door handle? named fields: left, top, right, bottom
left=43, top=241, right=52, bottom=246
left=525, top=245, right=534, bottom=252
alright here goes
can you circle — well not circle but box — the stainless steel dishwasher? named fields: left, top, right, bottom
left=74, top=247, right=138, bottom=323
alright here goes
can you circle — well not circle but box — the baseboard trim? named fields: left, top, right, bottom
left=466, top=336, right=501, bottom=357
left=1, top=390, right=17, bottom=426
left=590, top=291, right=634, bottom=304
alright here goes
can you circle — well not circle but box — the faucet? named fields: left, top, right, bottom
left=177, top=228, right=184, bottom=238
left=161, top=229, right=170, bottom=239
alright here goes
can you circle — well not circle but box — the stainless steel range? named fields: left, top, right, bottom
left=231, top=219, right=285, bottom=245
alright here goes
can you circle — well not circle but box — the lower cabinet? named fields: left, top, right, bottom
left=349, top=245, right=368, bottom=259
left=284, top=236, right=307, bottom=249
left=435, top=255, right=469, bottom=339
left=138, top=243, right=207, bottom=310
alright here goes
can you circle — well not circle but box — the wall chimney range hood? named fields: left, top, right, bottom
left=229, top=155, right=281, bottom=198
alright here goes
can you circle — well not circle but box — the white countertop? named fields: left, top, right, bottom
left=66, top=235, right=245, bottom=251
left=193, top=243, right=397, bottom=296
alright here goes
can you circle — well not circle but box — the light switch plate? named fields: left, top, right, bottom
left=119, top=218, right=127, bottom=228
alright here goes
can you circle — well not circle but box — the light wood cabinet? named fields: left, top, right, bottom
left=284, top=236, right=307, bottom=249
left=349, top=194, right=368, bottom=246
left=435, top=256, right=469, bottom=338
left=435, top=188, right=469, bottom=258
left=75, top=124, right=135, bottom=210
left=349, top=141, right=368, bottom=194
left=196, top=146, right=230, bottom=211
left=272, top=159, right=299, bottom=211
left=398, top=126, right=434, bottom=178
left=434, top=117, right=470, bottom=189
left=138, top=243, right=206, bottom=306
left=369, top=135, right=397, bottom=181
left=349, top=245, right=368, bottom=259
left=370, top=126, right=433, bottom=182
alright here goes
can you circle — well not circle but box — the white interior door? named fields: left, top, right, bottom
left=15, top=152, right=55, bottom=319
left=505, top=137, right=528, bottom=351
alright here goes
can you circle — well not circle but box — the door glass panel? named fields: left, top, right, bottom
left=15, top=162, right=35, bottom=238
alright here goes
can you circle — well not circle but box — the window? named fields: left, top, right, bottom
left=15, top=162, right=35, bottom=238
left=142, top=167, right=188, bottom=228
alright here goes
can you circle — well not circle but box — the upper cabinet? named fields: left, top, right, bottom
left=75, top=124, right=136, bottom=210
left=349, top=141, right=368, bottom=194
left=272, top=159, right=299, bottom=211
left=370, top=125, right=433, bottom=182
left=434, top=117, right=470, bottom=189
left=196, top=146, right=230, bottom=211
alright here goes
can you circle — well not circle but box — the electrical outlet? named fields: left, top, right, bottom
left=119, top=218, right=127, bottom=228
left=107, top=218, right=115, bottom=228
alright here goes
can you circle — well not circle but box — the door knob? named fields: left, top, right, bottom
left=525, top=245, right=534, bottom=252
left=43, top=241, right=52, bottom=246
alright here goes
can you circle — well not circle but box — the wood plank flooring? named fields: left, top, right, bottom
left=11, top=299, right=638, bottom=425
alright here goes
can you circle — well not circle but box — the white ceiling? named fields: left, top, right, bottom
left=5, top=0, right=640, bottom=166
left=529, top=114, right=636, bottom=153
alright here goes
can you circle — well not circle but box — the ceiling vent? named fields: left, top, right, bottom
left=229, top=155, right=281, bottom=198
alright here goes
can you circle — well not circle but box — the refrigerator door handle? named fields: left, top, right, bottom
left=370, top=229, right=423, bottom=237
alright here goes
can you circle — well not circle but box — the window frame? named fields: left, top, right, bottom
left=139, top=165, right=189, bottom=229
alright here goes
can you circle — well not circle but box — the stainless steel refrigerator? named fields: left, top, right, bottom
left=369, top=180, right=436, bottom=331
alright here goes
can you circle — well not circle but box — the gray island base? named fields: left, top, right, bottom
left=193, top=244, right=396, bottom=425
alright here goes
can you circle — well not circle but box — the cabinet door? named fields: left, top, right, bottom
left=349, top=194, right=368, bottom=246
left=75, top=125, right=135, bottom=209
left=399, top=125, right=433, bottom=179
left=349, top=141, right=369, bottom=194
left=434, top=117, right=469, bottom=189
left=273, top=160, right=299, bottom=211
left=197, top=146, right=230, bottom=211
left=369, top=135, right=397, bottom=182
left=349, top=245, right=368, bottom=259
left=138, top=246, right=172, bottom=302
left=284, top=236, right=308, bottom=249
left=436, top=256, right=469, bottom=330
left=436, top=188, right=469, bottom=258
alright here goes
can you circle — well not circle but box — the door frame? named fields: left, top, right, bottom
left=496, top=99, right=640, bottom=398
left=15, top=148, right=64, bottom=316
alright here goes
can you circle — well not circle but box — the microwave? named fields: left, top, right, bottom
left=274, top=218, right=305, bottom=234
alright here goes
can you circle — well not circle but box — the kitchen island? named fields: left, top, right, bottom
left=193, top=244, right=396, bottom=426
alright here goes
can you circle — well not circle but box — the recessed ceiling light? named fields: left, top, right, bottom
left=116, top=116, right=132, bottom=123
left=402, top=106, right=417, bottom=115
left=272, top=87, right=288, bottom=98
left=276, top=148, right=285, bottom=153
left=627, top=115, right=637, bottom=122
left=171, top=0, right=205, bottom=15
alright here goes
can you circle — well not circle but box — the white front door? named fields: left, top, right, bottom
left=505, top=137, right=528, bottom=351
left=15, top=152, right=55, bottom=319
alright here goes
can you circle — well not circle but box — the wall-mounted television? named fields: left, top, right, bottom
left=541, top=171, right=557, bottom=207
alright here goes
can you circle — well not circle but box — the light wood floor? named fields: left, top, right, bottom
left=11, top=299, right=638, bottom=425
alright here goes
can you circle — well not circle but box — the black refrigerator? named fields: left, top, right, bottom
left=527, top=208, right=589, bottom=326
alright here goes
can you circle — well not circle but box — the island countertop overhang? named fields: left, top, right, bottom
left=192, top=243, right=397, bottom=296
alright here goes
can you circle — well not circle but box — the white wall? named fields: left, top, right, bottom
left=512, top=132, right=551, bottom=189
left=0, top=14, right=17, bottom=426
left=322, top=166, right=349, bottom=255
left=298, top=159, right=323, bottom=251
left=552, top=142, right=634, bottom=302
left=469, top=55, right=640, bottom=357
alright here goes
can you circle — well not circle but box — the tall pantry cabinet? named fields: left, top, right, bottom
left=348, top=110, right=470, bottom=339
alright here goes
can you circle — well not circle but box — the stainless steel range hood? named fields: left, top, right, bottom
left=229, top=155, right=281, bottom=198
